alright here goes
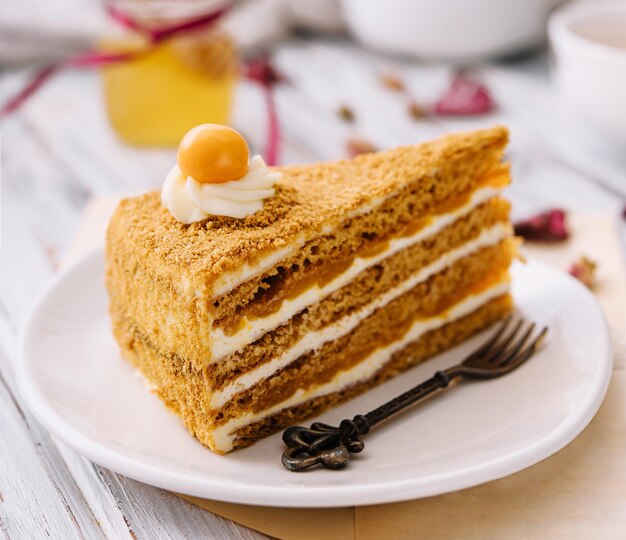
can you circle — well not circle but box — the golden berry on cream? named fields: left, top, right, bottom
left=162, top=124, right=279, bottom=222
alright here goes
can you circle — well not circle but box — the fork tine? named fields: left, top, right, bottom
left=465, top=315, right=513, bottom=362
left=502, top=327, right=549, bottom=370
left=483, top=318, right=526, bottom=363
left=499, top=322, right=536, bottom=366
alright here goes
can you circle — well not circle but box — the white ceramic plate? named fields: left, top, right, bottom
left=17, top=249, right=611, bottom=508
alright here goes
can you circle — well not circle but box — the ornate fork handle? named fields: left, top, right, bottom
left=281, top=371, right=453, bottom=471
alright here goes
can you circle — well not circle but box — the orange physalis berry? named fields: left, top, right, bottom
left=177, top=124, right=249, bottom=184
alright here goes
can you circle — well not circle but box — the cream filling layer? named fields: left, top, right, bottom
left=210, top=279, right=510, bottom=452
left=210, top=195, right=388, bottom=298
left=209, top=184, right=504, bottom=363
left=209, top=222, right=512, bottom=408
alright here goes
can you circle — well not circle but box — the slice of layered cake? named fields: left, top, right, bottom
left=106, top=124, right=515, bottom=454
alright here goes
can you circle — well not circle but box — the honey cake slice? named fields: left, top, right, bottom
left=106, top=125, right=515, bottom=453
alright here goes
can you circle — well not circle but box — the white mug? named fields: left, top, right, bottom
left=549, top=0, right=626, bottom=147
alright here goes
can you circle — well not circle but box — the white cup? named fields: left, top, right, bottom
left=549, top=0, right=626, bottom=147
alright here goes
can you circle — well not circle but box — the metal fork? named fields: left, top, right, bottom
left=281, top=316, right=548, bottom=471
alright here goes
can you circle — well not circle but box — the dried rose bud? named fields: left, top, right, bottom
left=338, top=105, right=355, bottom=123
left=245, top=55, right=284, bottom=86
left=408, top=100, right=427, bottom=120
left=622, top=202, right=626, bottom=220
left=380, top=72, right=405, bottom=92
left=569, top=256, right=597, bottom=288
left=347, top=138, right=377, bottom=158
left=513, top=209, right=569, bottom=242
left=434, top=70, right=494, bottom=116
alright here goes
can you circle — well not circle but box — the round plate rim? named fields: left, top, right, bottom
left=16, top=247, right=613, bottom=507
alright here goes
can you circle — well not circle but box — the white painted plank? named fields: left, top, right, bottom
left=98, top=470, right=266, bottom=540
left=0, top=360, right=103, bottom=539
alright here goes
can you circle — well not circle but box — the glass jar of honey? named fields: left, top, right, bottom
left=101, top=0, right=237, bottom=146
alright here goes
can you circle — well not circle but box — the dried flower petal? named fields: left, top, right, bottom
left=569, top=256, right=597, bottom=288
left=408, top=100, right=427, bottom=120
left=245, top=55, right=284, bottom=86
left=347, top=138, right=377, bottom=158
left=513, top=209, right=569, bottom=242
left=338, top=105, right=355, bottom=123
left=434, top=70, right=494, bottom=116
left=379, top=72, right=405, bottom=92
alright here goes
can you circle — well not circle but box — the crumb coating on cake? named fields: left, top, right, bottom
left=105, top=126, right=516, bottom=453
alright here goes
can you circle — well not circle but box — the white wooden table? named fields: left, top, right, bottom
left=1, top=38, right=624, bottom=539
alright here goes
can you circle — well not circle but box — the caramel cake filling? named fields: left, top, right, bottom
left=212, top=248, right=513, bottom=423
left=207, top=227, right=514, bottom=407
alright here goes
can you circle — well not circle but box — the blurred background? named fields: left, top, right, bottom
left=1, top=0, right=625, bottom=309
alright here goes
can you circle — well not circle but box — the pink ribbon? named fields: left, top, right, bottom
left=0, top=5, right=281, bottom=165
left=105, top=4, right=227, bottom=45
